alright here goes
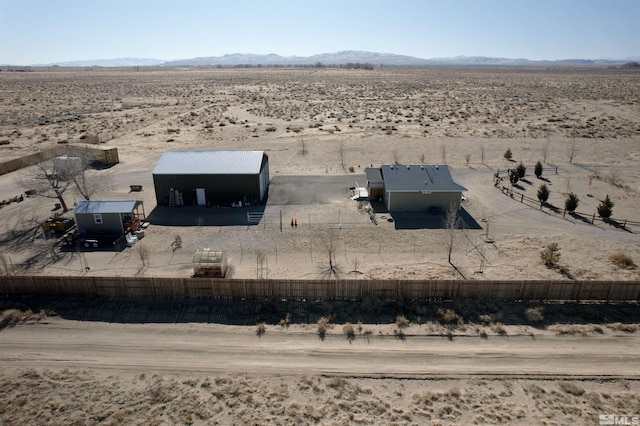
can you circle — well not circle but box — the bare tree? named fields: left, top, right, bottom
left=567, top=138, right=578, bottom=164
left=444, top=204, right=463, bottom=264
left=419, top=153, right=426, bottom=165
left=440, top=144, right=447, bottom=164
left=300, top=135, right=307, bottom=157
left=541, top=135, right=551, bottom=163
left=319, top=230, right=339, bottom=278
left=66, top=149, right=105, bottom=200
left=21, top=158, right=71, bottom=212
left=480, top=145, right=485, bottom=164
left=465, top=153, right=471, bottom=167
left=393, top=149, right=399, bottom=165
left=338, top=140, right=346, bottom=172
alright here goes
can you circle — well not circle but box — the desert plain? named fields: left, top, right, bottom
left=0, top=66, right=639, bottom=424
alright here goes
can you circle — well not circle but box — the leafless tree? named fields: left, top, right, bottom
left=419, top=153, right=426, bottom=165
left=319, top=230, right=339, bottom=278
left=20, top=158, right=71, bottom=212
left=440, top=144, right=447, bottom=164
left=393, top=150, right=399, bottom=165
left=300, top=135, right=307, bottom=157
left=465, top=153, right=471, bottom=167
left=480, top=145, right=485, bottom=164
left=567, top=138, right=578, bottom=164
left=542, top=134, right=551, bottom=163
left=338, top=140, right=346, bottom=172
left=444, top=203, right=463, bottom=265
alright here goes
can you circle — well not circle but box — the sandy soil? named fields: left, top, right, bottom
left=1, top=67, right=639, bottom=424
left=1, top=316, right=640, bottom=425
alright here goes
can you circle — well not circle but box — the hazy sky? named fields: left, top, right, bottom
left=1, top=0, right=638, bottom=64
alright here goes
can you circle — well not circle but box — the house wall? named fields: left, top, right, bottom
left=385, top=191, right=462, bottom=212
left=75, top=212, right=123, bottom=235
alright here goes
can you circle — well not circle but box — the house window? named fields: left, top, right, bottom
left=94, top=214, right=103, bottom=224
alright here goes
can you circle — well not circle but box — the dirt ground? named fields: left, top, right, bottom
left=1, top=67, right=639, bottom=281
left=1, top=67, right=639, bottom=424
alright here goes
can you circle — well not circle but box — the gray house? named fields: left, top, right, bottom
left=74, top=200, right=145, bottom=236
left=366, top=165, right=467, bottom=212
left=152, top=151, right=269, bottom=207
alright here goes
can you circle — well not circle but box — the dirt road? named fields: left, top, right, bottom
left=1, top=319, right=637, bottom=378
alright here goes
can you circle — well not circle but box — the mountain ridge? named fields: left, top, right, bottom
left=27, top=51, right=640, bottom=67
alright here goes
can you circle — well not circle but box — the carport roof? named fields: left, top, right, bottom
left=381, top=165, right=467, bottom=192
left=152, top=150, right=266, bottom=175
left=75, top=200, right=142, bottom=214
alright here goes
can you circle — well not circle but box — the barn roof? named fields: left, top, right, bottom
left=152, top=151, right=266, bottom=175
left=75, top=200, right=143, bottom=214
left=381, top=165, right=467, bottom=192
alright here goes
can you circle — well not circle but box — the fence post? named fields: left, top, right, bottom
left=521, top=194, right=524, bottom=203
left=555, top=167, right=558, bottom=174
left=592, top=212, right=595, bottom=224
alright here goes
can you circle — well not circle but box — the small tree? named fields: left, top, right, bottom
left=503, top=148, right=513, bottom=160
left=565, top=193, right=579, bottom=212
left=534, top=161, right=543, bottom=178
left=516, top=162, right=526, bottom=179
left=597, top=195, right=614, bottom=219
left=540, top=243, right=561, bottom=267
left=465, top=153, right=471, bottom=167
left=537, top=184, right=550, bottom=203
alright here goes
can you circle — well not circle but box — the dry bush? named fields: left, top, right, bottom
left=0, top=309, right=22, bottom=329
left=609, top=253, right=636, bottom=269
left=558, top=381, right=585, bottom=396
left=395, top=315, right=409, bottom=329
left=317, top=316, right=330, bottom=338
left=279, top=313, right=291, bottom=328
left=356, top=320, right=363, bottom=334
left=607, top=323, right=638, bottom=333
left=437, top=308, right=458, bottom=324
left=342, top=323, right=355, bottom=341
left=256, top=323, right=266, bottom=337
left=525, top=306, right=545, bottom=323
left=492, top=322, right=507, bottom=335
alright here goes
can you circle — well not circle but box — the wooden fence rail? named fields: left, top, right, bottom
left=1, top=276, right=640, bottom=301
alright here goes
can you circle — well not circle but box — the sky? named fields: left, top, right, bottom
left=0, top=0, right=638, bottom=65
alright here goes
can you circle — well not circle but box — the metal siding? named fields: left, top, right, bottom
left=153, top=151, right=265, bottom=175
left=154, top=173, right=261, bottom=205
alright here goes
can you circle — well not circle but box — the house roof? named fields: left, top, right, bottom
left=365, top=167, right=383, bottom=181
left=74, top=200, right=142, bottom=214
left=380, top=165, right=467, bottom=192
left=152, top=151, right=266, bottom=175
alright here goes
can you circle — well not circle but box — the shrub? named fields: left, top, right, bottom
left=609, top=253, right=636, bottom=269
left=395, top=315, right=409, bottom=329
left=279, top=313, right=291, bottom=328
left=0, top=309, right=22, bottom=328
left=534, top=161, right=543, bottom=178
left=317, top=316, right=330, bottom=338
left=437, top=308, right=458, bottom=324
left=541, top=243, right=561, bottom=266
left=597, top=195, right=614, bottom=219
left=537, top=184, right=550, bottom=203
left=516, top=162, right=526, bottom=178
left=558, top=381, right=585, bottom=396
left=503, top=148, right=513, bottom=160
left=256, top=323, right=266, bottom=337
left=525, top=306, right=545, bottom=323
left=343, top=323, right=355, bottom=341
left=565, top=193, right=579, bottom=212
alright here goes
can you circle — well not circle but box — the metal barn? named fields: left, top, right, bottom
left=152, top=151, right=269, bottom=207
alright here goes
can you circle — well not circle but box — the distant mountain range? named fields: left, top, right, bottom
left=33, top=51, right=640, bottom=67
